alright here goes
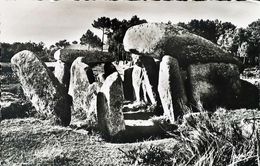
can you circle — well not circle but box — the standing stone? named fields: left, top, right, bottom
left=97, top=72, right=125, bottom=137
left=54, top=60, right=71, bottom=92
left=104, top=62, right=117, bottom=79
left=140, top=56, right=159, bottom=105
left=68, top=57, right=97, bottom=126
left=123, top=67, right=135, bottom=101
left=236, top=80, right=259, bottom=109
left=71, top=82, right=101, bottom=127
left=158, top=56, right=187, bottom=123
left=188, top=63, right=241, bottom=111
left=11, top=50, right=71, bottom=126
left=97, top=73, right=105, bottom=83
left=132, top=65, right=144, bottom=102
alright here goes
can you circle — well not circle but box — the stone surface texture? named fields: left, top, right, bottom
left=97, top=72, right=125, bottom=137
left=123, top=23, right=242, bottom=68
left=158, top=56, right=187, bottom=123
left=11, top=50, right=71, bottom=126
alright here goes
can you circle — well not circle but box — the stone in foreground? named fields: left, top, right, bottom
left=123, top=23, right=241, bottom=68
left=11, top=50, right=71, bottom=126
left=97, top=72, right=125, bottom=137
left=158, top=56, right=187, bottom=123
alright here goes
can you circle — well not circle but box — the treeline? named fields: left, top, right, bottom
left=1, top=40, right=72, bottom=62
left=1, top=16, right=260, bottom=67
left=178, top=19, right=260, bottom=66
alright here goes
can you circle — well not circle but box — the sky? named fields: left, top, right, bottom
left=1, top=0, right=260, bottom=47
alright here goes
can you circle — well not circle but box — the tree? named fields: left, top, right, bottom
left=92, top=17, right=111, bottom=51
left=107, top=15, right=147, bottom=61
left=80, top=29, right=102, bottom=49
left=55, top=39, right=70, bottom=48
left=246, top=19, right=260, bottom=66
left=72, top=41, right=78, bottom=44
left=1, top=41, right=49, bottom=62
left=178, top=19, right=236, bottom=44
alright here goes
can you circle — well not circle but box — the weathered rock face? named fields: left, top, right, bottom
left=236, top=80, right=259, bottom=109
left=71, top=82, right=101, bottom=127
left=68, top=57, right=97, bottom=126
left=55, top=49, right=116, bottom=64
left=158, top=56, right=187, bottom=123
left=123, top=67, right=135, bottom=101
left=188, top=63, right=241, bottom=111
left=140, top=56, right=159, bottom=105
left=97, top=73, right=105, bottom=83
left=132, top=65, right=144, bottom=102
left=123, top=23, right=241, bottom=68
left=104, top=62, right=117, bottom=79
left=11, top=50, right=71, bottom=126
left=97, top=72, right=125, bottom=137
left=54, top=60, right=70, bottom=92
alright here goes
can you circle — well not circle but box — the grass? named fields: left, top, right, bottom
left=0, top=117, right=179, bottom=165
left=119, top=108, right=260, bottom=166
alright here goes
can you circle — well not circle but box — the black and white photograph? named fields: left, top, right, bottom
left=0, top=0, right=260, bottom=165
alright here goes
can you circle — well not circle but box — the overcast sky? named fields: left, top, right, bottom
left=1, top=0, right=260, bottom=47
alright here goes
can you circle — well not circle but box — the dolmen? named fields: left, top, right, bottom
left=123, top=22, right=259, bottom=123
left=10, top=22, right=259, bottom=138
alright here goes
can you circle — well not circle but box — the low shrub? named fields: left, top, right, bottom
left=120, top=111, right=260, bottom=166
left=119, top=144, right=173, bottom=166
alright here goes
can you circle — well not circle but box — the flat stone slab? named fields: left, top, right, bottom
left=124, top=119, right=154, bottom=127
left=123, top=23, right=242, bottom=68
left=55, top=49, right=116, bottom=63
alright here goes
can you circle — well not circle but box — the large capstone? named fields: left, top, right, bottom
left=97, top=72, right=125, bottom=137
left=158, top=56, right=187, bottom=123
left=188, top=63, right=241, bottom=111
left=11, top=50, right=71, bottom=126
left=123, top=23, right=242, bottom=68
left=68, top=57, right=98, bottom=126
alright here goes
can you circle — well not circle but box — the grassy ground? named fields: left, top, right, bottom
left=0, top=118, right=178, bottom=165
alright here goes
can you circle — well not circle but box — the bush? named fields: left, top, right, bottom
left=119, top=144, right=173, bottom=166
left=120, top=111, right=260, bottom=166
